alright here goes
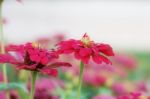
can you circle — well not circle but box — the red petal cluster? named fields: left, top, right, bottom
left=0, top=43, right=71, bottom=76
left=57, top=33, right=114, bottom=64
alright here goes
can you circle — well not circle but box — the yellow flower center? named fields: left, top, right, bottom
left=81, top=33, right=92, bottom=47
left=32, top=42, right=39, bottom=48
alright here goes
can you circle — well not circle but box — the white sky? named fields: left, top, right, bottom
left=2, top=0, right=150, bottom=51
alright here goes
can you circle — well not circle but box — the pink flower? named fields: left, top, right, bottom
left=117, top=95, right=131, bottom=99
left=83, top=72, right=106, bottom=86
left=112, top=83, right=127, bottom=95
left=137, top=82, right=148, bottom=92
left=36, top=34, right=65, bottom=49
left=0, top=92, right=6, bottom=99
left=0, top=72, right=3, bottom=82
left=117, top=92, right=150, bottom=99
left=114, top=54, right=137, bottom=69
left=93, top=94, right=115, bottom=99
left=28, top=78, right=63, bottom=99
left=83, top=63, right=111, bottom=86
left=0, top=89, right=19, bottom=99
left=0, top=43, right=71, bottom=76
left=57, top=33, right=114, bottom=64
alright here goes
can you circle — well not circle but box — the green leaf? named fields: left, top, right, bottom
left=98, top=87, right=112, bottom=95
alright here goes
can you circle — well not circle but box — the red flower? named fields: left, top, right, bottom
left=0, top=43, right=71, bottom=76
left=57, top=33, right=114, bottom=64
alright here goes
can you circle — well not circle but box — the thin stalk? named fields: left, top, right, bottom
left=0, top=1, right=10, bottom=99
left=77, top=62, right=84, bottom=99
left=29, top=71, right=38, bottom=99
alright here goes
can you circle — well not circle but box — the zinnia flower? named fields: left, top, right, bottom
left=0, top=91, right=20, bottom=99
left=137, top=82, right=148, bottom=92
left=112, top=83, right=127, bottom=95
left=117, top=92, right=150, bottom=99
left=57, top=33, right=114, bottom=64
left=28, top=78, right=63, bottom=99
left=93, top=94, right=115, bottom=99
left=0, top=43, right=71, bottom=76
left=83, top=71, right=106, bottom=87
left=57, top=33, right=114, bottom=99
left=113, top=54, right=137, bottom=70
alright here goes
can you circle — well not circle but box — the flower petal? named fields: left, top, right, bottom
left=0, top=54, right=21, bottom=64
left=74, top=51, right=81, bottom=59
left=40, top=68, right=58, bottom=77
left=92, top=55, right=102, bottom=64
left=98, top=44, right=114, bottom=56
left=48, top=62, right=72, bottom=68
left=79, top=48, right=92, bottom=57
left=16, top=64, right=37, bottom=70
left=40, top=57, right=49, bottom=65
left=30, top=55, right=41, bottom=62
left=81, top=56, right=90, bottom=64
left=99, top=55, right=112, bottom=64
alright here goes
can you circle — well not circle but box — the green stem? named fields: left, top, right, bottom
left=77, top=62, right=84, bottom=99
left=0, top=1, right=10, bottom=99
left=29, top=71, right=38, bottom=99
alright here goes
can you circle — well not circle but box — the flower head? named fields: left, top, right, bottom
left=0, top=72, right=3, bottom=82
left=57, top=33, right=114, bottom=64
left=114, top=54, right=137, bottom=69
left=112, top=83, right=127, bottom=95
left=0, top=43, right=71, bottom=76
left=28, top=78, right=63, bottom=99
left=93, top=94, right=115, bottom=99
left=117, top=92, right=150, bottom=99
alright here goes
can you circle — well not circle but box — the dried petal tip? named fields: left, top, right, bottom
left=83, top=33, right=89, bottom=38
left=81, top=33, right=91, bottom=46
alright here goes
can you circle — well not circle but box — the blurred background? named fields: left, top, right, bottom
left=3, top=0, right=150, bottom=51
left=0, top=0, right=150, bottom=99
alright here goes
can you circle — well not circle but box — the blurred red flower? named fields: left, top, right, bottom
left=93, top=94, right=115, bottom=99
left=57, top=33, right=114, bottom=64
left=113, top=54, right=137, bottom=70
left=0, top=43, right=71, bottom=76
left=112, top=83, right=127, bottom=95
left=117, top=92, right=150, bottom=99
left=28, top=78, right=63, bottom=99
